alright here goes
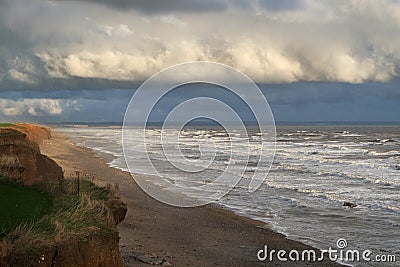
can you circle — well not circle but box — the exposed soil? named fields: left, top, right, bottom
left=0, top=125, right=126, bottom=267
left=0, top=127, right=62, bottom=186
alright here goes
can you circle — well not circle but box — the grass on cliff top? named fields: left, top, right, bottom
left=0, top=123, right=14, bottom=128
left=0, top=177, right=119, bottom=254
left=0, top=123, right=16, bottom=136
left=0, top=180, right=52, bottom=235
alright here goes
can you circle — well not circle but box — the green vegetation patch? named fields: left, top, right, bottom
left=0, top=123, right=14, bottom=128
left=0, top=181, right=52, bottom=235
left=79, top=179, right=112, bottom=201
left=0, top=177, right=119, bottom=254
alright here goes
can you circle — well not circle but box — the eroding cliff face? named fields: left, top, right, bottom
left=0, top=128, right=63, bottom=185
left=0, top=128, right=39, bottom=152
left=12, top=123, right=52, bottom=144
left=0, top=124, right=126, bottom=267
left=2, top=235, right=123, bottom=267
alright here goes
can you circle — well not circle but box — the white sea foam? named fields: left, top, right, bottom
left=58, top=126, right=400, bottom=265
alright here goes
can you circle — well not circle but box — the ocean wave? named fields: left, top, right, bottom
left=369, top=150, right=400, bottom=157
left=59, top=126, right=400, bottom=260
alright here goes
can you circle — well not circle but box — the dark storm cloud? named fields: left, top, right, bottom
left=260, top=81, right=400, bottom=122
left=1, top=0, right=400, bottom=122
left=56, top=0, right=228, bottom=13
left=2, top=0, right=400, bottom=88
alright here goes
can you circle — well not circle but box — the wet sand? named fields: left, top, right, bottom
left=40, top=131, right=341, bottom=266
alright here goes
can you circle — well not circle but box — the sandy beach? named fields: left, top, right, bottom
left=40, top=131, right=341, bottom=267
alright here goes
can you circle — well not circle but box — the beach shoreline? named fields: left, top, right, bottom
left=40, top=130, right=341, bottom=266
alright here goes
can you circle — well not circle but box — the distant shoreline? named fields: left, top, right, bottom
left=46, top=120, right=400, bottom=128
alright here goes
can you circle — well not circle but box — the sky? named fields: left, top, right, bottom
left=0, top=0, right=400, bottom=123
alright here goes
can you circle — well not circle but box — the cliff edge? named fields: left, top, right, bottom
left=0, top=124, right=126, bottom=267
left=0, top=127, right=63, bottom=186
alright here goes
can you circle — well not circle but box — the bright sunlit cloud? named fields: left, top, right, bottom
left=0, top=0, right=400, bottom=90
left=1, top=0, right=400, bottom=122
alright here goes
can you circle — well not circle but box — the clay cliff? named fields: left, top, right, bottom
left=0, top=127, right=63, bottom=185
left=3, top=234, right=124, bottom=267
left=12, top=123, right=52, bottom=144
left=0, top=124, right=126, bottom=267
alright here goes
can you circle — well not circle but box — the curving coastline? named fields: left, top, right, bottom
left=40, top=128, right=342, bottom=266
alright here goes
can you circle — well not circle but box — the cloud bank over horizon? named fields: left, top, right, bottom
left=0, top=98, right=77, bottom=117
left=0, top=0, right=400, bottom=92
left=1, top=0, right=400, bottom=122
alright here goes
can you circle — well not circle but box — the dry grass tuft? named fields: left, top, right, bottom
left=0, top=240, right=13, bottom=258
left=1, top=177, right=122, bottom=254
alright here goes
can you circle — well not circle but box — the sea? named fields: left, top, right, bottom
left=57, top=125, right=399, bottom=266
